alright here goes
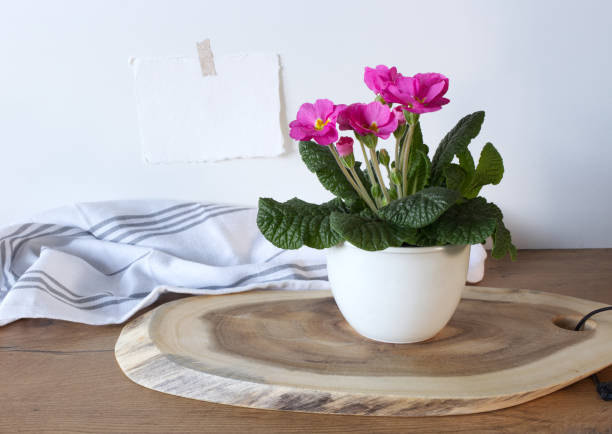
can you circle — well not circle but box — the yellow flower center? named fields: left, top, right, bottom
left=314, top=118, right=329, bottom=131
left=370, top=122, right=379, bottom=133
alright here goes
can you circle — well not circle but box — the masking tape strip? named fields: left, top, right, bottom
left=196, top=39, right=217, bottom=76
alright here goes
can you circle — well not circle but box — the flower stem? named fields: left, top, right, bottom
left=358, top=139, right=382, bottom=207
left=328, top=146, right=378, bottom=212
left=401, top=117, right=419, bottom=197
left=369, top=147, right=390, bottom=204
left=349, top=166, right=376, bottom=210
left=393, top=135, right=402, bottom=198
left=394, top=135, right=401, bottom=170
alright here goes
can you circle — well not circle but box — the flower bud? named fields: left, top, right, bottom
left=393, top=106, right=407, bottom=125
left=390, top=168, right=402, bottom=186
left=341, top=153, right=355, bottom=169
left=336, top=136, right=354, bottom=157
left=371, top=184, right=382, bottom=198
left=389, top=187, right=398, bottom=201
left=358, top=133, right=378, bottom=149
left=378, top=149, right=390, bottom=167
left=393, top=123, right=407, bottom=140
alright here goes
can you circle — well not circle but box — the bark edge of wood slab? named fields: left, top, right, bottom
left=114, top=287, right=612, bottom=416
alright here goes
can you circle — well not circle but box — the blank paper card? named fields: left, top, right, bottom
left=131, top=53, right=283, bottom=163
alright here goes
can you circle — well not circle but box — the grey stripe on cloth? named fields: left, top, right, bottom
left=1, top=205, right=238, bottom=283
left=95, top=202, right=204, bottom=239
left=11, top=270, right=145, bottom=307
left=10, top=227, right=87, bottom=256
left=0, top=200, right=331, bottom=326
left=11, top=283, right=149, bottom=310
left=129, top=207, right=251, bottom=244
left=259, top=273, right=329, bottom=285
left=8, top=224, right=55, bottom=245
left=0, top=224, right=35, bottom=283
left=0, top=223, right=35, bottom=243
left=4, top=227, right=89, bottom=283
left=2, top=225, right=70, bottom=284
left=197, top=263, right=327, bottom=290
left=1, top=206, right=248, bottom=288
left=11, top=263, right=327, bottom=310
left=12, top=263, right=327, bottom=306
left=18, top=270, right=113, bottom=301
left=2, top=204, right=224, bottom=275
left=1, top=225, right=85, bottom=255
left=110, top=204, right=233, bottom=243
left=14, top=278, right=113, bottom=304
left=89, top=202, right=199, bottom=233
left=3, top=225, right=56, bottom=280
left=264, top=250, right=285, bottom=263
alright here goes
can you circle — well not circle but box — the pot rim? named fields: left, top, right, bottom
left=332, top=242, right=469, bottom=254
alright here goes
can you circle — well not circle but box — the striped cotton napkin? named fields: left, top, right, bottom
left=0, top=200, right=486, bottom=326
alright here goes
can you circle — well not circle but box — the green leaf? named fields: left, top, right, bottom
left=397, top=122, right=427, bottom=166
left=401, top=227, right=439, bottom=247
left=299, top=141, right=369, bottom=202
left=464, top=142, right=504, bottom=198
left=257, top=197, right=346, bottom=250
left=411, top=122, right=425, bottom=154
left=492, top=219, right=517, bottom=260
left=403, top=123, right=431, bottom=194
left=406, top=150, right=431, bottom=194
left=487, top=203, right=517, bottom=260
left=299, top=140, right=334, bottom=172
left=343, top=197, right=367, bottom=214
left=414, top=231, right=439, bottom=247
left=457, top=150, right=475, bottom=176
left=433, top=197, right=498, bottom=245
left=329, top=211, right=415, bottom=251
left=444, top=164, right=468, bottom=192
left=378, top=187, right=460, bottom=229
left=404, top=123, right=428, bottom=166
left=432, top=198, right=517, bottom=260
left=313, top=169, right=360, bottom=201
left=431, top=111, right=485, bottom=185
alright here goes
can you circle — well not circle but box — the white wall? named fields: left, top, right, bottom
left=1, top=0, right=611, bottom=248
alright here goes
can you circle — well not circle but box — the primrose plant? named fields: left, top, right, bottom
left=257, top=65, right=516, bottom=259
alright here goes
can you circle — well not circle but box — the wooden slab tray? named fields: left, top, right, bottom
left=115, top=287, right=612, bottom=416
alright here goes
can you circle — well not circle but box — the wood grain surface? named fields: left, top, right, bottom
left=2, top=249, right=612, bottom=432
left=115, top=286, right=612, bottom=416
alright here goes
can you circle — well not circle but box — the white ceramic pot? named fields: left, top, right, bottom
left=326, top=243, right=471, bottom=343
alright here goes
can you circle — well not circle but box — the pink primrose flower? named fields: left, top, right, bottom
left=289, top=99, right=345, bottom=146
left=393, top=106, right=407, bottom=125
left=364, top=65, right=401, bottom=94
left=335, top=136, right=354, bottom=157
left=381, top=73, right=450, bottom=114
left=338, top=101, right=398, bottom=140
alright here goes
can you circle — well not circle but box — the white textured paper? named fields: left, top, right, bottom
left=131, top=53, right=283, bottom=163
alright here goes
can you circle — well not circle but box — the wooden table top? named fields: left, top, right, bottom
left=2, top=249, right=612, bottom=433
